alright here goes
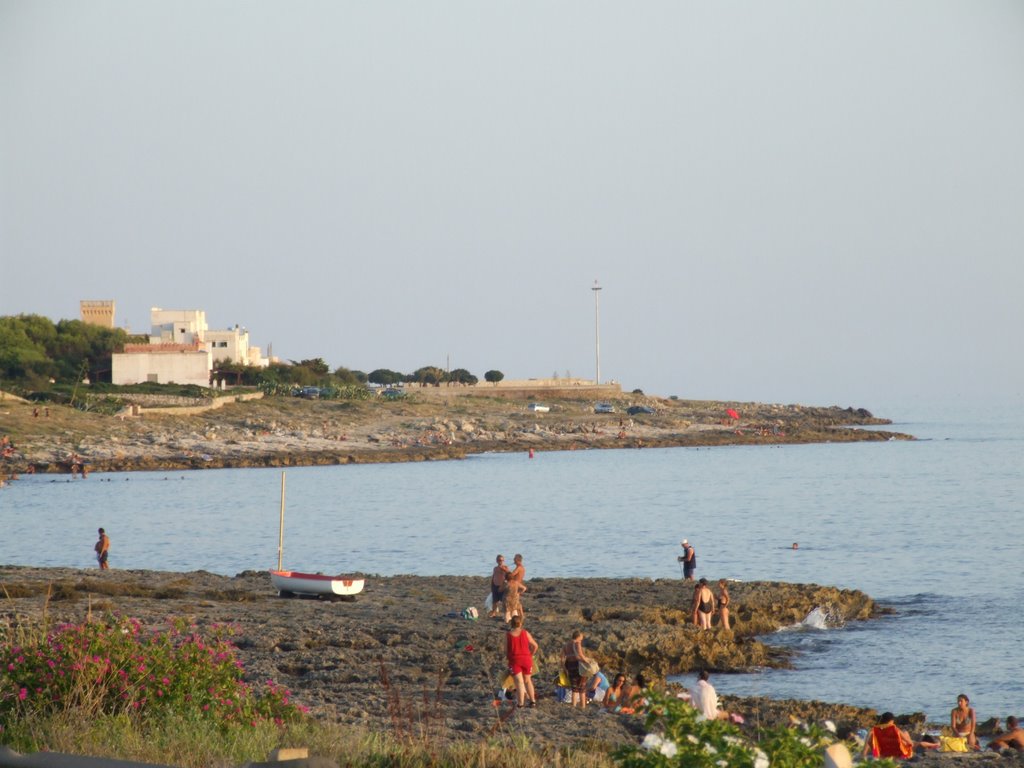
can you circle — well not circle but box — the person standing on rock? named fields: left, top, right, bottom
left=680, top=539, right=696, bottom=580
left=95, top=527, right=110, bottom=570
left=488, top=554, right=510, bottom=618
left=504, top=553, right=526, bottom=623
left=562, top=630, right=596, bottom=709
left=505, top=615, right=538, bottom=708
left=717, top=579, right=731, bottom=630
left=694, top=578, right=716, bottom=630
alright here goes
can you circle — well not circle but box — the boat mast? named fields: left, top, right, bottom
left=277, top=471, right=286, bottom=570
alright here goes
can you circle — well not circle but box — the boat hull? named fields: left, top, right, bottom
left=269, top=570, right=365, bottom=597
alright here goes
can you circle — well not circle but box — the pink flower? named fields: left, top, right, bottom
left=18, top=688, right=27, bottom=701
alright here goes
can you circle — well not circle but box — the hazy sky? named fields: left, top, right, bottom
left=2, top=2, right=1022, bottom=406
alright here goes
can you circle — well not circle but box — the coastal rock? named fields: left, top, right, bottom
left=0, top=566, right=886, bottom=751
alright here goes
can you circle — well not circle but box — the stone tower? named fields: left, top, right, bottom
left=80, top=300, right=115, bottom=328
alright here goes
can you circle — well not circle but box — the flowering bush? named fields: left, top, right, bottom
left=614, top=691, right=900, bottom=768
left=0, top=616, right=306, bottom=731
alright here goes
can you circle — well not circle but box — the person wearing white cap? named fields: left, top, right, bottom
left=680, top=539, right=696, bottom=580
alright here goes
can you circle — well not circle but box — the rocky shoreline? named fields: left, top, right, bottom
left=3, top=568, right=1019, bottom=766
left=0, top=567, right=885, bottom=746
left=0, top=393, right=912, bottom=475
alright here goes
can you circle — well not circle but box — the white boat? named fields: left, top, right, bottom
left=270, top=570, right=365, bottom=599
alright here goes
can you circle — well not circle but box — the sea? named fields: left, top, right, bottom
left=2, top=396, right=1021, bottom=724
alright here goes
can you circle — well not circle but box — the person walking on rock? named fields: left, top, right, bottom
left=680, top=539, right=696, bottom=580
left=95, top=527, right=110, bottom=570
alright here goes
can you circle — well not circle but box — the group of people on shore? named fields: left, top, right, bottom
left=691, top=577, right=730, bottom=630
left=503, top=615, right=650, bottom=713
left=861, top=694, right=1024, bottom=759
left=680, top=540, right=731, bottom=630
left=493, top=552, right=651, bottom=712
left=488, top=553, right=526, bottom=622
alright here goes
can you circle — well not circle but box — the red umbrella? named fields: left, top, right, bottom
left=726, top=408, right=740, bottom=420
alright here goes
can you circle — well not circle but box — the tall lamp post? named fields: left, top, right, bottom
left=592, top=279, right=602, bottom=385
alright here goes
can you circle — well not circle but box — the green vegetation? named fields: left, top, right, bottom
left=0, top=607, right=874, bottom=767
left=0, top=314, right=133, bottom=389
left=0, top=612, right=304, bottom=765
left=614, top=690, right=897, bottom=768
left=0, top=608, right=612, bottom=767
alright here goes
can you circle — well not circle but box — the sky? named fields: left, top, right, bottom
left=2, top=1, right=1023, bottom=407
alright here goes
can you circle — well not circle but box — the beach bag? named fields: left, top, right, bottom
left=578, top=659, right=600, bottom=678
left=558, top=668, right=570, bottom=687
left=939, top=736, right=968, bottom=753
left=484, top=593, right=494, bottom=611
left=462, top=607, right=478, bottom=620
left=501, top=672, right=514, bottom=690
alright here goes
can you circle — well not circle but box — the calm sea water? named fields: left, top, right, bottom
left=2, top=397, right=1021, bottom=722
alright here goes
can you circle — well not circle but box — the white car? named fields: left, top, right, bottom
left=594, top=402, right=615, bottom=414
left=527, top=403, right=550, bottom=413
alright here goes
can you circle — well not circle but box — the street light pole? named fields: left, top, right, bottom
left=592, top=280, right=602, bottom=385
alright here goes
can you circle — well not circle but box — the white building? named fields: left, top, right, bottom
left=150, top=308, right=208, bottom=345
left=112, top=343, right=212, bottom=387
left=112, top=307, right=269, bottom=386
left=205, top=325, right=268, bottom=368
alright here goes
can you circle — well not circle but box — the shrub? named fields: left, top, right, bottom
left=0, top=616, right=305, bottom=732
left=613, top=690, right=899, bottom=768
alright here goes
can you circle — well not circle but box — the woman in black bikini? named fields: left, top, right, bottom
left=694, top=578, right=716, bottom=629
left=717, top=579, right=731, bottom=630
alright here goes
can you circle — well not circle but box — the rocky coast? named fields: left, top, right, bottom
left=1, top=566, right=887, bottom=748
left=0, top=390, right=911, bottom=475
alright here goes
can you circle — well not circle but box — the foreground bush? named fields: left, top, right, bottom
left=613, top=691, right=900, bottom=768
left=0, top=615, right=303, bottom=733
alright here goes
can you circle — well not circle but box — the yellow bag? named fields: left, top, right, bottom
left=501, top=673, right=514, bottom=690
left=939, top=736, right=968, bottom=753
left=558, top=668, right=570, bottom=687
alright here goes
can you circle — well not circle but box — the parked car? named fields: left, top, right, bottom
left=298, top=386, right=321, bottom=399
left=627, top=405, right=655, bottom=415
left=381, top=388, right=406, bottom=400
left=527, top=403, right=550, bottom=413
left=594, top=402, right=615, bottom=414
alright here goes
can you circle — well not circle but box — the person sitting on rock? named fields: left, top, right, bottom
left=862, top=712, right=915, bottom=760
left=690, top=670, right=730, bottom=721
left=604, top=673, right=627, bottom=710
left=951, top=693, right=980, bottom=750
left=586, top=668, right=610, bottom=704
left=989, top=716, right=1024, bottom=752
left=618, top=672, right=649, bottom=714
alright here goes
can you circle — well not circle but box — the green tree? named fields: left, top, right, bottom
left=333, top=366, right=367, bottom=385
left=448, top=368, right=478, bottom=385
left=293, top=358, right=329, bottom=375
left=484, top=369, right=504, bottom=385
left=412, top=365, right=446, bottom=386
left=368, top=368, right=404, bottom=386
